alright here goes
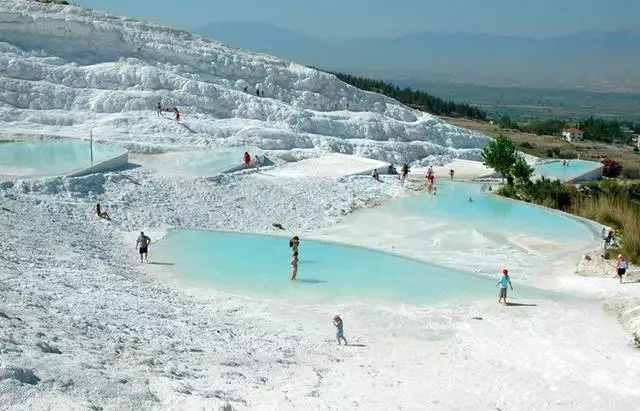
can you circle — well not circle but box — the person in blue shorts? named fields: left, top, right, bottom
left=333, top=314, right=348, bottom=345
left=496, top=268, right=514, bottom=304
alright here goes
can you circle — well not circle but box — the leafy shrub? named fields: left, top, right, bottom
left=541, top=198, right=556, bottom=208
left=524, top=177, right=577, bottom=210
left=581, top=179, right=640, bottom=203
left=604, top=248, right=623, bottom=260
left=602, top=159, right=623, bottom=178
left=621, top=166, right=640, bottom=180
left=497, top=184, right=518, bottom=199
left=558, top=151, right=577, bottom=159
left=545, top=147, right=562, bottom=158
left=521, top=119, right=566, bottom=136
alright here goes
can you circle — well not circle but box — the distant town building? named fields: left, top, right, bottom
left=562, top=127, right=583, bottom=142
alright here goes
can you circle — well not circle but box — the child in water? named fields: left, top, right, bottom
left=290, top=251, right=298, bottom=281
left=333, top=315, right=348, bottom=345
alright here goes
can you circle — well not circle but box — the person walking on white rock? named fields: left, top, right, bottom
left=496, top=268, right=513, bottom=304
left=333, top=315, right=348, bottom=345
left=136, top=231, right=151, bottom=263
left=615, top=254, right=628, bottom=284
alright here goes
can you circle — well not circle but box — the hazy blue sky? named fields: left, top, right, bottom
left=78, top=0, right=638, bottom=40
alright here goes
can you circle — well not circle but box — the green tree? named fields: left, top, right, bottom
left=512, top=156, right=534, bottom=185
left=481, top=134, right=518, bottom=185
left=497, top=115, right=520, bottom=130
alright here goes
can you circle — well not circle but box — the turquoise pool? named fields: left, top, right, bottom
left=152, top=229, right=559, bottom=305
left=0, top=139, right=124, bottom=177
left=149, top=147, right=260, bottom=175
left=383, top=181, right=595, bottom=242
left=533, top=159, right=602, bottom=182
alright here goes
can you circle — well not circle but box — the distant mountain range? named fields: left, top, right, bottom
left=196, top=22, right=640, bottom=92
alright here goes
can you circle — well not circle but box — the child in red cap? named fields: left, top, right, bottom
left=496, top=268, right=514, bottom=304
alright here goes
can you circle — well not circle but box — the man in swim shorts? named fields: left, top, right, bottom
left=136, top=231, right=151, bottom=263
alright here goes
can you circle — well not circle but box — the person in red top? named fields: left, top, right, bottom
left=426, top=169, right=435, bottom=193
left=243, top=152, right=251, bottom=168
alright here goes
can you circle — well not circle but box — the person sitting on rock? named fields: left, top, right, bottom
left=96, top=203, right=111, bottom=220
left=604, top=229, right=615, bottom=249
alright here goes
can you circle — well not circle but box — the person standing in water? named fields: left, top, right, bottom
left=289, top=236, right=300, bottom=280
left=450, top=169, right=455, bottom=180
left=136, top=231, right=151, bottom=263
left=426, top=168, right=435, bottom=193
left=290, top=251, right=299, bottom=281
left=289, top=236, right=300, bottom=253
left=333, top=315, right=348, bottom=345
left=399, top=163, right=409, bottom=185
left=173, top=107, right=180, bottom=123
left=496, top=268, right=514, bottom=304
left=243, top=152, right=251, bottom=169
left=253, top=154, right=261, bottom=171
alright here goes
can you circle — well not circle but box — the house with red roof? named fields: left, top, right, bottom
left=562, top=127, right=583, bottom=142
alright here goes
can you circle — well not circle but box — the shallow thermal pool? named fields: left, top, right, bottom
left=142, top=146, right=260, bottom=176
left=152, top=229, right=562, bottom=305
left=0, top=139, right=124, bottom=177
left=533, top=159, right=602, bottom=182
left=383, top=181, right=597, bottom=244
